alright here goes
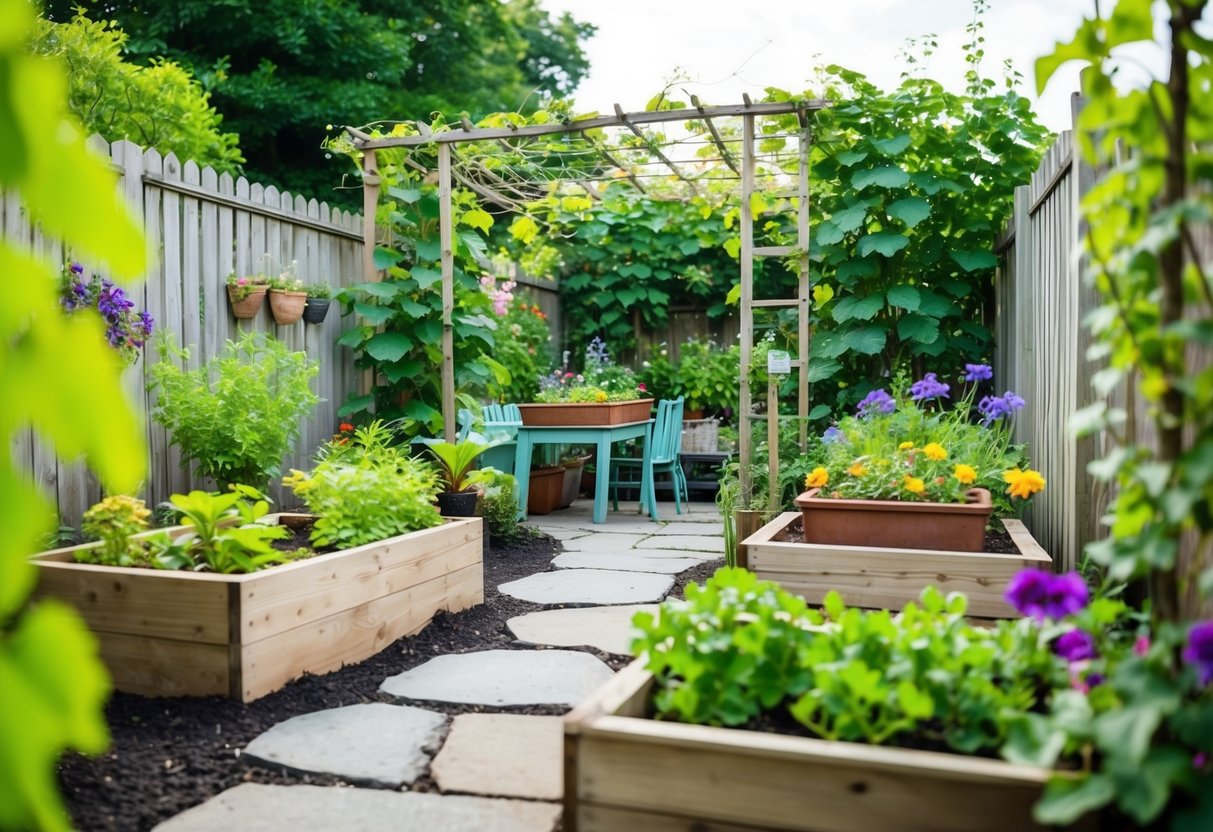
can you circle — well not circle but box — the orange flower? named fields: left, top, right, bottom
left=805, top=467, right=829, bottom=488
left=847, top=462, right=867, bottom=478
left=1003, top=467, right=1046, bottom=499
left=898, top=441, right=915, bottom=451
left=953, top=464, right=977, bottom=485
left=923, top=442, right=947, bottom=461
left=903, top=476, right=925, bottom=495
left=339, top=422, right=354, bottom=433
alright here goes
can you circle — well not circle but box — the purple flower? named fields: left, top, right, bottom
left=105, top=323, right=125, bottom=347
left=1182, top=621, right=1213, bottom=686
left=856, top=389, right=895, bottom=416
left=909, top=372, right=950, bottom=401
left=978, top=391, right=1027, bottom=425
left=1054, top=629, right=1097, bottom=662
left=1005, top=569, right=1089, bottom=621
left=1134, top=635, right=1150, bottom=656
left=822, top=426, right=845, bottom=444
left=97, top=284, right=134, bottom=321
left=70, top=262, right=84, bottom=274
left=137, top=310, right=155, bottom=336
left=964, top=363, right=993, bottom=382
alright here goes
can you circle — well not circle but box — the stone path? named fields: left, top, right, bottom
left=155, top=499, right=723, bottom=831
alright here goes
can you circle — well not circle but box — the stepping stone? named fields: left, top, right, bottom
left=536, top=528, right=592, bottom=541
left=380, top=649, right=612, bottom=707
left=240, top=703, right=445, bottom=787
left=499, top=569, right=672, bottom=605
left=650, top=521, right=725, bottom=535
left=431, top=714, right=563, bottom=800
left=636, top=534, right=725, bottom=554
left=559, top=532, right=646, bottom=552
left=551, top=550, right=709, bottom=574
left=153, top=784, right=560, bottom=832
left=507, top=604, right=658, bottom=654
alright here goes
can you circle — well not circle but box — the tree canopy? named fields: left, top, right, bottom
left=45, top=0, right=595, bottom=202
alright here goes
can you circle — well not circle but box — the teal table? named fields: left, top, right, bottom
left=514, top=419, right=655, bottom=524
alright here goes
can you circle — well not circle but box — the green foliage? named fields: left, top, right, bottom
left=79, top=494, right=152, bottom=567
left=467, top=467, right=522, bottom=543
left=30, top=10, right=242, bottom=172
left=151, top=486, right=296, bottom=573
left=670, top=339, right=740, bottom=416
left=147, top=332, right=320, bottom=489
left=48, top=0, right=594, bottom=201
left=488, top=297, right=556, bottom=403
left=419, top=432, right=504, bottom=492
left=284, top=421, right=443, bottom=549
left=1, top=0, right=148, bottom=825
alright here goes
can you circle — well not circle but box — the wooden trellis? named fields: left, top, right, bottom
left=344, top=99, right=826, bottom=509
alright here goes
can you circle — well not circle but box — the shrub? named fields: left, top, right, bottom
left=468, top=467, right=521, bottom=543
left=147, top=332, right=319, bottom=489
left=79, top=494, right=152, bottom=567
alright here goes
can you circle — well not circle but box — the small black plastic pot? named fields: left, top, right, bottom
left=302, top=297, right=331, bottom=324
left=436, top=489, right=479, bottom=517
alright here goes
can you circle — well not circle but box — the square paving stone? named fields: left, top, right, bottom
left=240, top=703, right=446, bottom=787
left=558, top=532, right=647, bottom=552
left=507, top=604, right=658, bottom=654
left=498, top=568, right=672, bottom=605
left=551, top=550, right=710, bottom=574
left=431, top=714, right=563, bottom=800
left=152, top=784, right=560, bottom=832
left=635, top=534, right=725, bottom=554
left=380, top=649, right=613, bottom=707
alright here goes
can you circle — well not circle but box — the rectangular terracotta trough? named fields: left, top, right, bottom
left=32, top=514, right=483, bottom=702
left=740, top=513, right=1050, bottom=618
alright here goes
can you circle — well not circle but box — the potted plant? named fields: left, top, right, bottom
left=519, top=337, right=652, bottom=426
left=267, top=264, right=307, bottom=325
left=741, top=366, right=1049, bottom=617
left=225, top=272, right=269, bottom=318
left=417, top=431, right=506, bottom=517
left=302, top=283, right=332, bottom=324
left=33, top=423, right=484, bottom=702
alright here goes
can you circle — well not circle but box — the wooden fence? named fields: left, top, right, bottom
left=996, top=98, right=1211, bottom=605
left=6, top=137, right=364, bottom=528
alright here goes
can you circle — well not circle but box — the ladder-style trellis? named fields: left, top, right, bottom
left=344, top=96, right=828, bottom=505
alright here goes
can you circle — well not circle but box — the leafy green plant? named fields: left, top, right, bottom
left=147, top=331, right=319, bottom=489
left=78, top=494, right=152, bottom=567
left=284, top=421, right=443, bottom=549
left=224, top=272, right=269, bottom=300
left=467, top=467, right=522, bottom=543
left=418, top=431, right=506, bottom=492
left=672, top=339, right=739, bottom=416
left=1, top=0, right=149, bottom=825
left=152, top=486, right=295, bottom=573
left=305, top=283, right=332, bottom=299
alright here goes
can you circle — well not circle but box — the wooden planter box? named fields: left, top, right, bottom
left=31, top=515, right=483, bottom=702
left=741, top=512, right=1050, bottom=618
left=518, top=399, right=652, bottom=426
left=564, top=661, right=1069, bottom=832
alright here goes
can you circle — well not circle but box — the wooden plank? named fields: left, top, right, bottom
left=576, top=804, right=760, bottom=832
left=216, top=171, right=236, bottom=350
left=238, top=560, right=483, bottom=702
left=797, top=126, right=812, bottom=449
left=141, top=147, right=170, bottom=509
left=200, top=165, right=222, bottom=361
left=236, top=518, right=483, bottom=643
left=181, top=160, right=203, bottom=367
left=438, top=143, right=456, bottom=439
left=738, top=114, right=755, bottom=504
left=94, top=631, right=230, bottom=699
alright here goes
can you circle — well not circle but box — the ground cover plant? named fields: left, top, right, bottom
left=147, top=332, right=319, bottom=489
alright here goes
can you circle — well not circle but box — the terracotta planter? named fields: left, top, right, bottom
left=518, top=399, right=652, bottom=427
left=527, top=466, right=565, bottom=515
left=268, top=289, right=308, bottom=325
left=563, top=661, right=1090, bottom=832
left=31, top=515, right=483, bottom=702
left=227, top=285, right=267, bottom=319
left=742, top=512, right=1050, bottom=618
left=302, top=297, right=331, bottom=324
left=795, top=487, right=993, bottom=553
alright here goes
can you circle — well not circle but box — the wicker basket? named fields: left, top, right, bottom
left=681, top=418, right=719, bottom=453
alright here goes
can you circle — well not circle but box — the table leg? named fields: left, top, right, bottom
left=643, top=420, right=659, bottom=521
left=593, top=431, right=611, bottom=524
left=514, top=431, right=532, bottom=521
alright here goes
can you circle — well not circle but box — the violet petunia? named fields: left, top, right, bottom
left=1182, top=621, right=1213, bottom=686
left=1005, top=569, right=1089, bottom=621
left=910, top=372, right=950, bottom=401
left=964, top=363, right=993, bottom=382
left=1054, top=629, right=1097, bottom=662
left=856, top=388, right=895, bottom=416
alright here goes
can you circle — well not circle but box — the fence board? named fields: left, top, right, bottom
left=5, top=136, right=364, bottom=530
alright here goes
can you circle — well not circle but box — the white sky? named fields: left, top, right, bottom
left=539, top=0, right=1138, bottom=133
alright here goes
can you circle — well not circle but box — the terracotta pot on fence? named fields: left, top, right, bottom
left=227, top=285, right=267, bottom=319
left=269, top=289, right=308, bottom=325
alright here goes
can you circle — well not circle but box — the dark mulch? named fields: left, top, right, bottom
left=57, top=528, right=724, bottom=832
left=771, top=514, right=1020, bottom=554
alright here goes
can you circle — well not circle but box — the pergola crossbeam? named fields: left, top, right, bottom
left=691, top=95, right=741, bottom=175
left=613, top=103, right=704, bottom=197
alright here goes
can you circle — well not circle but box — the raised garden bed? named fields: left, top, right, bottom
left=518, top=399, right=652, bottom=426
left=740, top=512, right=1050, bottom=618
left=563, top=660, right=1069, bottom=832
left=32, top=514, right=483, bottom=702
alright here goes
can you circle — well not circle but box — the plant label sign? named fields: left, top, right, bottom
left=767, top=350, right=791, bottom=375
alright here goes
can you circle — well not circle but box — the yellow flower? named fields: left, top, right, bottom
left=903, top=476, right=925, bottom=495
left=594, top=390, right=609, bottom=402
left=1003, top=467, right=1046, bottom=499
left=953, top=464, right=977, bottom=485
left=847, top=462, right=867, bottom=478
left=805, top=467, right=830, bottom=489
left=898, top=441, right=914, bottom=451
left=923, top=442, right=947, bottom=461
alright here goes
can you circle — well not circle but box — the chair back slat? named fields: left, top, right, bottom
left=649, top=397, right=684, bottom=464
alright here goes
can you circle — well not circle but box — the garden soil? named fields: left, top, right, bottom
left=57, top=531, right=722, bottom=832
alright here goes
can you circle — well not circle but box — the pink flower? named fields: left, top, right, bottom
left=237, top=277, right=248, bottom=286
left=1134, top=635, right=1150, bottom=656
left=565, top=372, right=575, bottom=379
left=638, top=383, right=647, bottom=391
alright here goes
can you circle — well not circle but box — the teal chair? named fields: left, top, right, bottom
left=609, top=397, right=688, bottom=518
left=457, top=404, right=522, bottom=475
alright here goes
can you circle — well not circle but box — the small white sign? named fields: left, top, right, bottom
left=767, top=350, right=791, bottom=374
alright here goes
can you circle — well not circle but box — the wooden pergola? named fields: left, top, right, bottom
left=345, top=96, right=829, bottom=506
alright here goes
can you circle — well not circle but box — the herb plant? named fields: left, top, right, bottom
left=78, top=495, right=153, bottom=567
left=147, top=332, right=319, bottom=489
left=284, top=420, right=443, bottom=549
left=418, top=432, right=503, bottom=493
left=152, top=486, right=295, bottom=573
